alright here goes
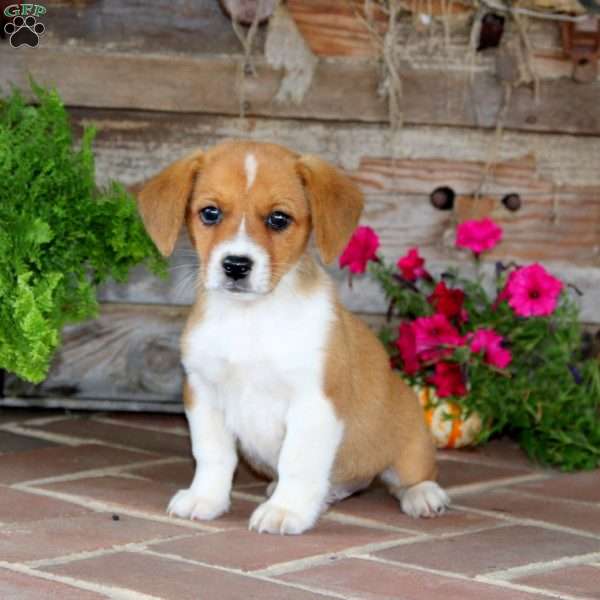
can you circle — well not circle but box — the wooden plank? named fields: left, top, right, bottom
left=65, top=108, right=599, bottom=320
left=287, top=0, right=388, bottom=57
left=3, top=304, right=388, bottom=404
left=3, top=47, right=600, bottom=134
left=37, top=0, right=261, bottom=56
left=4, top=305, right=187, bottom=403
left=352, top=157, right=600, bottom=265
left=6, top=301, right=598, bottom=407
left=73, top=109, right=600, bottom=188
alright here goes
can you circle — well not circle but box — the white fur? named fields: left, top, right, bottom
left=177, top=265, right=344, bottom=534
left=244, top=153, right=257, bottom=191
left=401, top=481, right=449, bottom=518
left=203, top=218, right=271, bottom=296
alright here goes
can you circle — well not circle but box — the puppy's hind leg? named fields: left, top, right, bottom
left=381, top=439, right=449, bottom=519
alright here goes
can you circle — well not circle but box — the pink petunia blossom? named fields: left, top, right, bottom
left=456, top=218, right=503, bottom=256
left=413, top=314, right=465, bottom=362
left=395, top=322, right=420, bottom=375
left=501, top=264, right=563, bottom=317
left=339, top=226, right=380, bottom=274
left=397, top=247, right=429, bottom=281
left=427, top=362, right=467, bottom=398
left=470, top=328, right=512, bottom=369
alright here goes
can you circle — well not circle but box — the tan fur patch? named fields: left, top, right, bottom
left=325, top=303, right=437, bottom=486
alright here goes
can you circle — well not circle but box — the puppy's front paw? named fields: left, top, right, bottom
left=167, top=488, right=229, bottom=521
left=401, top=481, right=449, bottom=518
left=249, top=501, right=313, bottom=535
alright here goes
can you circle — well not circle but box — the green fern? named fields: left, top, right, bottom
left=0, top=83, right=164, bottom=383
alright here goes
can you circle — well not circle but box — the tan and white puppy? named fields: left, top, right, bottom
left=138, top=140, right=449, bottom=535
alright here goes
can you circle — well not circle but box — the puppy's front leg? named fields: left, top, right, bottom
left=168, top=378, right=237, bottom=521
left=249, top=393, right=343, bottom=535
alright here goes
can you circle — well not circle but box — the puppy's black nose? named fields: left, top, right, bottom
left=222, top=255, right=253, bottom=281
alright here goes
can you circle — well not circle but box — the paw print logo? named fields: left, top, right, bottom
left=4, top=15, right=45, bottom=48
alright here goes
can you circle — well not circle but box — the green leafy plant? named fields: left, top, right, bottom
left=340, top=221, right=600, bottom=471
left=0, top=83, right=164, bottom=383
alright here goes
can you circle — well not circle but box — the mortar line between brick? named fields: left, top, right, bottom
left=92, top=415, right=189, bottom=437
left=357, top=555, right=569, bottom=599
left=446, top=473, right=550, bottom=497
left=500, top=486, right=600, bottom=510
left=0, top=421, right=189, bottom=457
left=436, top=453, right=549, bottom=472
left=481, top=550, right=600, bottom=581
left=257, top=573, right=359, bottom=600
left=11, top=484, right=219, bottom=532
left=0, top=422, right=161, bottom=455
left=0, top=423, right=85, bottom=447
left=25, top=533, right=201, bottom=568
left=453, top=503, right=600, bottom=540
left=22, top=415, right=75, bottom=427
left=252, top=534, right=430, bottom=578
left=231, top=490, right=263, bottom=502
left=0, top=561, right=161, bottom=600
left=322, top=510, right=420, bottom=534
left=474, top=576, right=591, bottom=600
left=137, top=548, right=352, bottom=600
left=11, top=456, right=184, bottom=487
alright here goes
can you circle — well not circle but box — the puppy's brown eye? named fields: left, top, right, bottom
left=199, top=206, right=222, bottom=226
left=266, top=211, right=292, bottom=232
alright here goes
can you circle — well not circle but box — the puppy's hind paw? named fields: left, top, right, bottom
left=167, top=488, right=229, bottom=521
left=401, top=481, right=449, bottom=518
left=249, top=501, right=314, bottom=535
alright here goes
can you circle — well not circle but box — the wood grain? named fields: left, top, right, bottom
left=287, top=0, right=388, bottom=57
left=3, top=304, right=388, bottom=404
left=6, top=301, right=598, bottom=406
left=5, top=305, right=187, bottom=403
left=63, top=108, right=599, bottom=320
left=3, top=47, right=599, bottom=135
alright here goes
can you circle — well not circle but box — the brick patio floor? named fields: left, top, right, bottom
left=1, top=408, right=599, bottom=599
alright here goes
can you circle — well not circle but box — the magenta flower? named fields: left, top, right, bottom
left=395, top=322, right=420, bottom=375
left=456, top=218, right=503, bottom=256
left=413, top=314, right=465, bottom=362
left=470, top=329, right=512, bottom=369
left=427, top=362, right=467, bottom=398
left=339, top=226, right=380, bottom=274
left=397, top=248, right=428, bottom=281
left=502, top=263, right=563, bottom=317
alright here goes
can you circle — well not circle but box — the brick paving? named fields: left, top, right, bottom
left=0, top=408, right=598, bottom=599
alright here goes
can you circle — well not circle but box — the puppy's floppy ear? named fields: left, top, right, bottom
left=296, top=155, right=364, bottom=264
left=137, top=150, right=204, bottom=256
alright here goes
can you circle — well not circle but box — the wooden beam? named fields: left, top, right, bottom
left=3, top=47, right=600, bottom=135
left=5, top=305, right=187, bottom=403
left=4, top=304, right=387, bottom=404
left=63, top=108, right=600, bottom=321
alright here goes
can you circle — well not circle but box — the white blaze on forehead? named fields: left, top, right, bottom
left=244, top=153, right=258, bottom=192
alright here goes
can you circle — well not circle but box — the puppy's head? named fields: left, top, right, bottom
left=137, top=141, right=363, bottom=298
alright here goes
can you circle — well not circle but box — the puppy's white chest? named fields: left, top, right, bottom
left=183, top=280, right=334, bottom=470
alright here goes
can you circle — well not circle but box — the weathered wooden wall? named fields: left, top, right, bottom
left=2, top=1, right=599, bottom=408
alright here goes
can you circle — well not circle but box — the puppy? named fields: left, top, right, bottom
left=137, top=140, right=449, bottom=535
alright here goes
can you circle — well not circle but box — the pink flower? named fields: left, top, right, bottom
left=501, top=264, right=563, bottom=317
left=427, top=362, right=467, bottom=397
left=428, top=281, right=467, bottom=322
left=456, top=218, right=503, bottom=255
left=413, top=314, right=465, bottom=362
left=397, top=248, right=428, bottom=281
left=339, top=226, right=380, bottom=274
left=470, top=329, right=512, bottom=369
left=395, top=322, right=420, bottom=375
